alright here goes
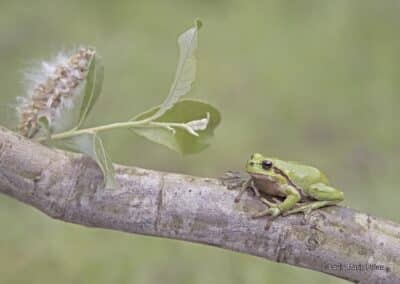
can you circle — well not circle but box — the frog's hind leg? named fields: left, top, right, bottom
left=282, top=183, right=344, bottom=217
left=282, top=200, right=341, bottom=216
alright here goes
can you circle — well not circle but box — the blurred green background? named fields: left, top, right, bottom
left=0, top=1, right=398, bottom=283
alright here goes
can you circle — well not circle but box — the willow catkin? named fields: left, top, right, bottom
left=17, top=47, right=95, bottom=138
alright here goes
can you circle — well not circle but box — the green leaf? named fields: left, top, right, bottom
left=77, top=53, right=104, bottom=128
left=132, top=99, right=221, bottom=154
left=93, top=133, right=117, bottom=189
left=52, top=133, right=95, bottom=156
left=37, top=115, right=51, bottom=139
left=52, top=133, right=117, bottom=189
left=150, top=20, right=202, bottom=120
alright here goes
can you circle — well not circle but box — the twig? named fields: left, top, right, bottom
left=0, top=126, right=399, bottom=283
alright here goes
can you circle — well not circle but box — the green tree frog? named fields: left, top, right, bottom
left=235, top=153, right=344, bottom=219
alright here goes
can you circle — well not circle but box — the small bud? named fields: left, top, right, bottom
left=186, top=112, right=210, bottom=132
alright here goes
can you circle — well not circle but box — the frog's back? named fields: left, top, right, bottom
left=272, top=158, right=328, bottom=189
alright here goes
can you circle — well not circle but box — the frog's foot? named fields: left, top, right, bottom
left=221, top=171, right=247, bottom=190
left=251, top=207, right=281, bottom=230
left=251, top=207, right=280, bottom=218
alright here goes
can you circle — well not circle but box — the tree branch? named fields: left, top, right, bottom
left=0, top=126, right=399, bottom=283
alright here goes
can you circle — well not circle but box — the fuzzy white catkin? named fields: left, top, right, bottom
left=16, top=47, right=95, bottom=138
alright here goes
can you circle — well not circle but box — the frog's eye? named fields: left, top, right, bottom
left=261, top=160, right=273, bottom=170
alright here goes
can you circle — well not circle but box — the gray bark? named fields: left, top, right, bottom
left=0, top=126, right=399, bottom=283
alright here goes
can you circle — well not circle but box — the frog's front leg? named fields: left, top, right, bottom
left=251, top=185, right=301, bottom=218
left=260, top=197, right=281, bottom=207
left=234, top=178, right=251, bottom=203
left=234, top=178, right=260, bottom=203
left=283, top=183, right=344, bottom=216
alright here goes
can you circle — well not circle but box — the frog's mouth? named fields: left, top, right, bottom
left=248, top=172, right=276, bottom=183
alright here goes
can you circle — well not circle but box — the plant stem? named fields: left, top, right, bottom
left=36, top=118, right=153, bottom=142
left=35, top=118, right=195, bottom=142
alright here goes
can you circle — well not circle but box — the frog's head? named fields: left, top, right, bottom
left=246, top=153, right=280, bottom=179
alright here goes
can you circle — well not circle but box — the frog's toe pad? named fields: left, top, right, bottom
left=252, top=207, right=280, bottom=218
